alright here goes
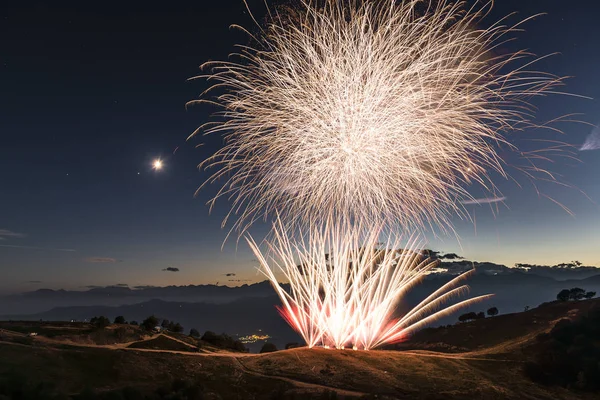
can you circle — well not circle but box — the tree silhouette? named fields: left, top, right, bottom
left=90, top=316, right=110, bottom=328
left=487, top=307, right=498, bottom=317
left=161, top=319, right=170, bottom=328
left=142, top=315, right=159, bottom=331
left=114, top=315, right=126, bottom=324
left=585, top=291, right=596, bottom=299
left=557, top=289, right=570, bottom=302
left=458, top=312, right=478, bottom=322
left=189, top=328, right=200, bottom=338
left=569, top=287, right=586, bottom=301
left=260, top=342, right=278, bottom=353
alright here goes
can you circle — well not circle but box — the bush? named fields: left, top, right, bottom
left=168, top=322, right=184, bottom=333
left=557, top=288, right=595, bottom=302
left=201, top=331, right=247, bottom=352
left=189, top=328, right=200, bottom=338
left=487, top=307, right=498, bottom=317
left=458, top=312, right=478, bottom=322
left=90, top=316, right=110, bottom=329
left=142, top=316, right=159, bottom=331
left=557, top=289, right=570, bottom=302
left=585, top=291, right=596, bottom=299
left=260, top=342, right=278, bottom=353
left=114, top=316, right=126, bottom=324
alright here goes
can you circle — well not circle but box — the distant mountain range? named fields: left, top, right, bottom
left=2, top=270, right=599, bottom=351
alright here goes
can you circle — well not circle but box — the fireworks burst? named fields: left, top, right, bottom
left=191, top=0, right=563, bottom=235
left=248, top=220, right=493, bottom=350
left=192, top=0, right=567, bottom=349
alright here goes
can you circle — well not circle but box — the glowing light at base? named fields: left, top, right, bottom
left=248, top=222, right=493, bottom=350
left=153, top=159, right=163, bottom=170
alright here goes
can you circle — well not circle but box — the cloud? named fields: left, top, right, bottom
left=461, top=196, right=506, bottom=205
left=0, top=244, right=76, bottom=252
left=134, top=285, right=157, bottom=289
left=162, top=267, right=180, bottom=272
left=440, top=252, right=464, bottom=260
left=580, top=125, right=600, bottom=151
left=27, top=280, right=42, bottom=284
left=84, top=257, right=117, bottom=263
left=0, top=229, right=26, bottom=240
left=225, top=273, right=236, bottom=277
left=84, top=285, right=102, bottom=289
left=115, top=283, right=129, bottom=287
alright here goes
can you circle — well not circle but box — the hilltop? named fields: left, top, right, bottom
left=0, top=298, right=599, bottom=399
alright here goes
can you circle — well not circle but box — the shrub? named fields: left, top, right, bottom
left=90, top=316, right=110, bottom=329
left=114, top=316, right=126, bottom=324
left=487, top=307, right=498, bottom=317
left=142, top=316, right=159, bottom=331
left=189, top=328, right=200, bottom=338
left=260, top=342, right=278, bottom=353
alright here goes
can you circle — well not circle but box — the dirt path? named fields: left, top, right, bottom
left=231, top=356, right=368, bottom=398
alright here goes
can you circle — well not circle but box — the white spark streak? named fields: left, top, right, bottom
left=192, top=0, right=563, bottom=235
left=248, top=220, right=493, bottom=350
left=192, top=0, right=566, bottom=349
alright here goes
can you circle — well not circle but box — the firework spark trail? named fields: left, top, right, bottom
left=247, top=220, right=493, bottom=350
left=191, top=0, right=564, bottom=236
left=193, top=0, right=567, bottom=349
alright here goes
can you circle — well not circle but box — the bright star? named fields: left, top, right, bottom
left=152, top=159, right=163, bottom=170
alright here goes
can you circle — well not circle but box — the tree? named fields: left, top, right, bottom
left=475, top=312, right=485, bottom=320
left=569, top=287, right=586, bottom=301
left=260, top=342, right=278, bottom=353
left=91, top=316, right=110, bottom=328
left=189, top=328, right=200, bottom=338
left=161, top=319, right=170, bottom=328
left=114, top=315, right=126, bottom=324
left=142, top=315, right=159, bottom=331
left=557, top=289, right=570, bottom=302
left=130, top=320, right=138, bottom=326
left=172, top=323, right=184, bottom=333
left=487, top=307, right=498, bottom=317
left=584, top=291, right=596, bottom=299
left=458, top=312, right=478, bottom=323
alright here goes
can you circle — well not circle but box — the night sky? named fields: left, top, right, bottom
left=1, top=0, right=599, bottom=294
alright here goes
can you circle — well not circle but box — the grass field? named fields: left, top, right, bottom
left=0, top=299, right=598, bottom=399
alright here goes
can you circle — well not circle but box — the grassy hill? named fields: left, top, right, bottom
left=0, top=299, right=598, bottom=399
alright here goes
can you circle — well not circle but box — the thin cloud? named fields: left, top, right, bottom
left=84, top=257, right=117, bottom=263
left=0, top=229, right=26, bottom=239
left=580, top=124, right=600, bottom=151
left=26, top=280, right=42, bottom=284
left=0, top=244, right=76, bottom=252
left=225, top=273, right=236, bottom=277
left=461, top=196, right=506, bottom=205
left=162, top=267, right=180, bottom=272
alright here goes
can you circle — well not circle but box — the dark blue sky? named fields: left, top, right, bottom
left=1, top=0, right=599, bottom=293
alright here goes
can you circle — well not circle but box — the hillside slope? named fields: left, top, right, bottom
left=0, top=299, right=598, bottom=399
